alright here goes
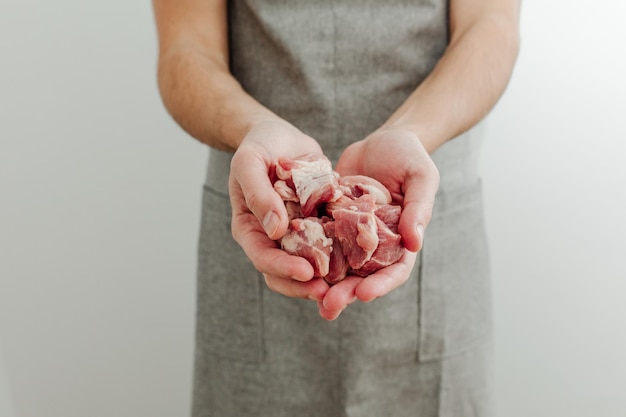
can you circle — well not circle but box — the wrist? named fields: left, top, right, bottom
left=230, top=115, right=288, bottom=145
left=375, top=122, right=438, bottom=154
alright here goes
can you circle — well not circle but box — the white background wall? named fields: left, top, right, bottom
left=483, top=1, right=626, bottom=415
left=1, top=1, right=624, bottom=417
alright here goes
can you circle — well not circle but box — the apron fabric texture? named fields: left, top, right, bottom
left=193, top=1, right=492, bottom=416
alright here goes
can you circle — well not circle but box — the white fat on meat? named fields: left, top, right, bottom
left=338, top=175, right=392, bottom=204
left=280, top=218, right=333, bottom=277
left=274, top=180, right=299, bottom=202
left=276, top=153, right=342, bottom=216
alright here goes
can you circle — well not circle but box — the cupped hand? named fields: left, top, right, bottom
left=318, top=128, right=440, bottom=319
left=229, top=121, right=330, bottom=302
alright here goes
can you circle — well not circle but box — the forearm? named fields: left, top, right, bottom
left=153, top=0, right=286, bottom=151
left=382, top=7, right=520, bottom=153
left=157, top=50, right=283, bottom=151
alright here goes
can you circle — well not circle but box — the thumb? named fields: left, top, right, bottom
left=229, top=151, right=288, bottom=240
left=398, top=172, right=439, bottom=252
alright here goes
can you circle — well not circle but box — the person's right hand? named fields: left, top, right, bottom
left=229, top=120, right=331, bottom=303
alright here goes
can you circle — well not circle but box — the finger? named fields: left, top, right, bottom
left=317, top=276, right=361, bottom=320
left=232, top=212, right=314, bottom=281
left=322, top=276, right=361, bottom=313
left=317, top=301, right=344, bottom=321
left=264, top=274, right=329, bottom=301
left=354, top=251, right=417, bottom=302
left=398, top=168, right=439, bottom=252
left=229, top=151, right=288, bottom=240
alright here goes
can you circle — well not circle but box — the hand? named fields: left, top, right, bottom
left=229, top=121, right=331, bottom=302
left=317, top=128, right=440, bottom=320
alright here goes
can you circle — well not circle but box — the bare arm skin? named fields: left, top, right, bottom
left=383, top=0, right=521, bottom=153
left=153, top=0, right=520, bottom=151
left=153, top=0, right=281, bottom=151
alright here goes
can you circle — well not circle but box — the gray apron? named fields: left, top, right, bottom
left=193, top=1, right=492, bottom=416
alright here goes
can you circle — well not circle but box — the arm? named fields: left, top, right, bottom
left=382, top=0, right=521, bottom=153
left=153, top=0, right=280, bottom=151
left=320, top=0, right=521, bottom=319
left=370, top=0, right=521, bottom=248
left=153, top=0, right=332, bottom=302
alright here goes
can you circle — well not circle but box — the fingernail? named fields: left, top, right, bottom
left=416, top=224, right=425, bottom=243
left=263, top=211, right=279, bottom=237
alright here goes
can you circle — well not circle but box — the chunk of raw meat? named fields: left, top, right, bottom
left=338, top=175, right=392, bottom=204
left=274, top=180, right=299, bottom=202
left=325, top=194, right=378, bottom=217
left=354, top=217, right=404, bottom=276
left=374, top=204, right=402, bottom=233
left=332, top=199, right=379, bottom=270
left=272, top=154, right=405, bottom=284
left=280, top=217, right=333, bottom=278
left=322, top=221, right=350, bottom=284
left=276, top=153, right=342, bottom=216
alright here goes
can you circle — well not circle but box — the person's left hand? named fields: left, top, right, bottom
left=317, top=127, right=440, bottom=320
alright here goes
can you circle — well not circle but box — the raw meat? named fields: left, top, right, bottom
left=356, top=217, right=404, bottom=276
left=331, top=197, right=379, bottom=270
left=338, top=175, right=392, bottom=204
left=322, top=221, right=350, bottom=284
left=280, top=217, right=333, bottom=277
left=272, top=153, right=405, bottom=283
left=374, top=204, right=401, bottom=232
left=275, top=153, right=342, bottom=216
